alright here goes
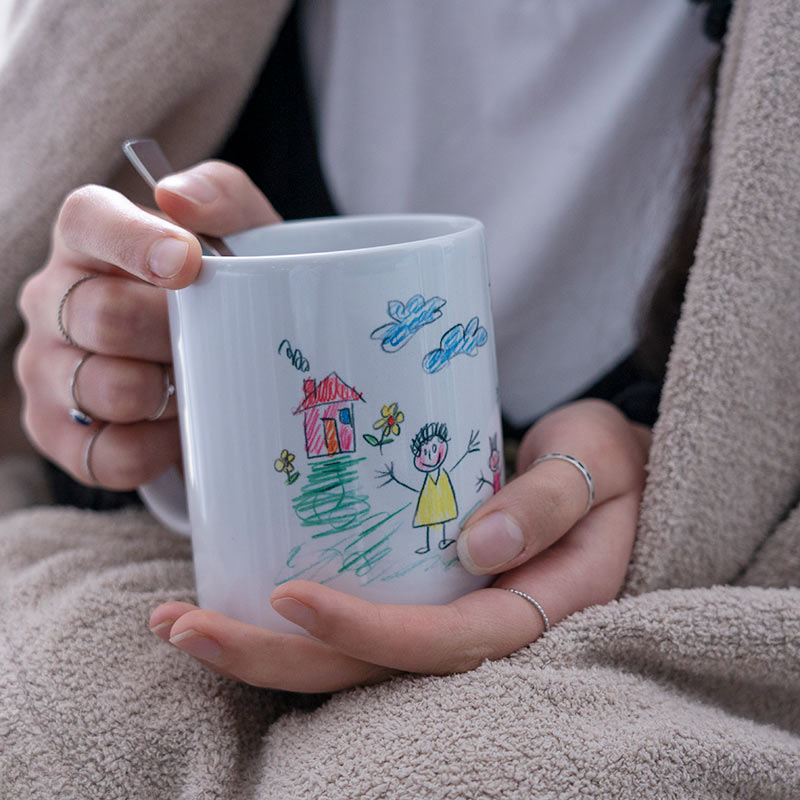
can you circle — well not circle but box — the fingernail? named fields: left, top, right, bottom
left=457, top=512, right=525, bottom=574
left=158, top=172, right=219, bottom=205
left=169, top=628, right=222, bottom=663
left=271, top=597, right=317, bottom=630
left=149, top=619, right=174, bottom=641
left=148, top=237, right=189, bottom=279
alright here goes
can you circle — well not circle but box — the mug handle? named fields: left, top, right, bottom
left=138, top=465, right=192, bottom=537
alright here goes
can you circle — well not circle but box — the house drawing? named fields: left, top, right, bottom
left=293, top=372, right=365, bottom=458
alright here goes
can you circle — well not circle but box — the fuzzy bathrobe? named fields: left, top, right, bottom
left=0, top=1, right=798, bottom=797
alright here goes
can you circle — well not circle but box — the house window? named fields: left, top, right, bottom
left=339, top=407, right=351, bottom=425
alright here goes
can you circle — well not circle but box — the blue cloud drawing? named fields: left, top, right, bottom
left=371, top=294, right=446, bottom=353
left=422, top=317, right=488, bottom=374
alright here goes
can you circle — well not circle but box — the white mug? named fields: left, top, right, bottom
left=140, top=214, right=504, bottom=633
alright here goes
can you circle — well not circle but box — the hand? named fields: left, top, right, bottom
left=15, top=162, right=280, bottom=489
left=375, top=462, right=396, bottom=486
left=149, top=399, right=651, bottom=692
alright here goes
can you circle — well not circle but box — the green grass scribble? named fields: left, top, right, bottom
left=278, top=452, right=461, bottom=587
left=278, top=453, right=415, bottom=585
left=292, top=454, right=370, bottom=534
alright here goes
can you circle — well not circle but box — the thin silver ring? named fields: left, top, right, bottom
left=83, top=423, right=107, bottom=486
left=146, top=365, right=175, bottom=421
left=57, top=274, right=97, bottom=348
left=506, top=588, right=551, bottom=633
left=530, top=452, right=595, bottom=517
left=68, top=352, right=95, bottom=425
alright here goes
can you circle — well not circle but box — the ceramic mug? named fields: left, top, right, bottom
left=140, top=214, right=504, bottom=633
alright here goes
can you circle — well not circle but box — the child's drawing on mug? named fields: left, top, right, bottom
left=363, top=402, right=404, bottom=453
left=277, top=338, right=310, bottom=373
left=274, top=448, right=300, bottom=485
left=377, top=423, right=480, bottom=554
left=422, top=317, right=488, bottom=374
left=475, top=432, right=501, bottom=495
left=293, top=372, right=365, bottom=458
left=370, top=294, right=446, bottom=353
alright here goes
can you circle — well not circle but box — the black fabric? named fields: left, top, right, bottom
left=502, top=352, right=662, bottom=444
left=215, top=3, right=336, bottom=221
left=691, top=0, right=734, bottom=42
left=45, top=459, right=141, bottom=510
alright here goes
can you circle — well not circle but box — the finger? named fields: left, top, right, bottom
left=149, top=603, right=241, bottom=682
left=55, top=184, right=203, bottom=288
left=270, top=495, right=639, bottom=675
left=19, top=335, right=175, bottom=425
left=493, top=490, right=642, bottom=617
left=57, top=348, right=176, bottom=424
left=30, top=273, right=171, bottom=361
left=22, top=396, right=180, bottom=489
left=516, top=399, right=648, bottom=484
left=456, top=400, right=646, bottom=575
left=160, top=607, right=390, bottom=693
left=455, top=460, right=590, bottom=576
left=269, top=581, right=541, bottom=674
left=89, top=420, right=180, bottom=490
left=149, top=601, right=199, bottom=641
left=155, top=160, right=281, bottom=236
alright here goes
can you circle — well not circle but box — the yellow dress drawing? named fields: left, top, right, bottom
left=413, top=468, right=458, bottom=528
left=376, top=422, right=479, bottom=554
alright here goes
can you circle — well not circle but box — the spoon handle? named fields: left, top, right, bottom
left=122, top=138, right=234, bottom=257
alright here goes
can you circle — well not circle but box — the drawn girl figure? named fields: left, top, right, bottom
left=378, top=423, right=479, bottom=554
left=476, top=433, right=501, bottom=495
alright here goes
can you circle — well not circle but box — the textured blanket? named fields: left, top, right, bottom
left=1, top=0, right=799, bottom=798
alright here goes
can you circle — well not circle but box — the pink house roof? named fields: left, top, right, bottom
left=293, top=372, right=365, bottom=414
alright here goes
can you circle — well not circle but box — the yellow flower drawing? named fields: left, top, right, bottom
left=274, top=449, right=299, bottom=484
left=373, top=403, right=404, bottom=437
left=364, top=402, right=404, bottom=453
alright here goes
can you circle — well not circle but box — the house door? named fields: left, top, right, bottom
left=322, top=417, right=340, bottom=455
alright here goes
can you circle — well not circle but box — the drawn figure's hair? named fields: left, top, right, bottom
left=410, top=422, right=449, bottom=456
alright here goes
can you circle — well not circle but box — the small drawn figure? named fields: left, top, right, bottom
left=274, top=449, right=300, bottom=485
left=476, top=433, right=501, bottom=495
left=377, top=423, right=480, bottom=554
left=363, top=402, right=404, bottom=453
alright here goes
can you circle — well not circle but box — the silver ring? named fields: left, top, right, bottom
left=68, top=352, right=95, bottom=425
left=530, top=452, right=595, bottom=517
left=57, top=274, right=97, bottom=348
left=83, top=423, right=107, bottom=486
left=146, top=365, right=175, bottom=421
left=506, top=588, right=551, bottom=632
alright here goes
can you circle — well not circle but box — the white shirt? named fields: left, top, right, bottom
left=301, top=0, right=718, bottom=424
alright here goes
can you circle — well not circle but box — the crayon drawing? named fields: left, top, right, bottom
left=277, top=451, right=413, bottom=585
left=274, top=448, right=300, bottom=485
left=422, top=316, right=488, bottom=374
left=293, top=372, right=366, bottom=458
left=475, top=433, right=501, bottom=494
left=292, top=453, right=371, bottom=533
left=363, top=402, right=404, bottom=453
left=278, top=338, right=310, bottom=373
left=371, top=294, right=446, bottom=353
left=378, top=423, right=480, bottom=554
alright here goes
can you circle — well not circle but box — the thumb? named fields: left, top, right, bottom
left=154, top=160, right=281, bottom=237
left=456, top=455, right=596, bottom=575
left=456, top=400, right=649, bottom=576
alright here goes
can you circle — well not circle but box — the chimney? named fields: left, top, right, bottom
left=303, top=378, right=316, bottom=398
